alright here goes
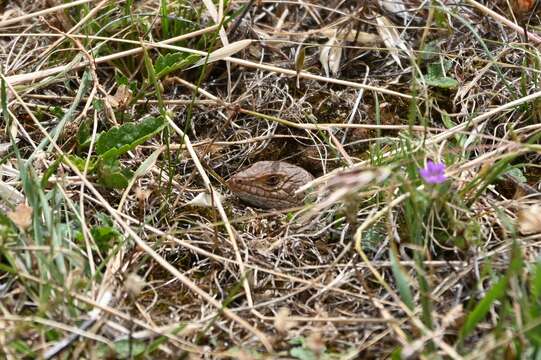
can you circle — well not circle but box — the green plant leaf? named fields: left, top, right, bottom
left=77, top=119, right=92, bottom=149
left=289, top=336, right=329, bottom=360
left=95, top=116, right=166, bottom=160
left=97, top=339, right=147, bottom=358
left=92, top=98, right=104, bottom=111
left=96, top=158, right=133, bottom=189
left=65, top=154, right=97, bottom=172
left=426, top=76, right=459, bottom=89
left=503, top=166, right=527, bottom=184
left=531, top=261, right=541, bottom=300
left=434, top=7, right=450, bottom=28
left=290, top=347, right=318, bottom=360
left=289, top=337, right=306, bottom=346
left=389, top=247, right=415, bottom=310
left=0, top=212, right=18, bottom=241
left=441, top=111, right=456, bottom=129
left=363, top=226, right=386, bottom=253
left=90, top=225, right=121, bottom=253
left=459, top=275, right=508, bottom=341
left=525, top=262, right=541, bottom=348
left=426, top=62, right=458, bottom=89
left=155, top=52, right=200, bottom=78
left=420, top=41, right=440, bottom=62
left=10, top=339, right=35, bottom=357
left=41, top=158, right=61, bottom=188
left=526, top=324, right=541, bottom=348
left=45, top=329, right=61, bottom=341
left=391, top=347, right=403, bottom=360
left=50, top=106, right=65, bottom=118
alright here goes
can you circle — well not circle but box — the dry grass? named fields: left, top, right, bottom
left=1, top=0, right=541, bottom=359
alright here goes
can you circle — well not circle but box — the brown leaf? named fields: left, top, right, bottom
left=107, top=84, right=132, bottom=110
left=513, top=0, right=535, bottom=13
left=185, top=192, right=223, bottom=208
left=518, top=204, right=541, bottom=235
left=274, top=307, right=297, bottom=334
left=189, top=39, right=253, bottom=69
left=375, top=14, right=410, bottom=67
left=320, top=28, right=381, bottom=44
left=319, top=30, right=342, bottom=77
left=7, top=203, right=33, bottom=231
left=125, top=273, right=146, bottom=296
left=306, top=331, right=326, bottom=354
left=135, top=186, right=152, bottom=208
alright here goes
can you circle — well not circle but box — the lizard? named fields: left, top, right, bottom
left=227, top=161, right=314, bottom=209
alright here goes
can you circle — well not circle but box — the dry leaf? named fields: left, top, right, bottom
left=125, top=273, right=146, bottom=296
left=194, top=142, right=224, bottom=158
left=0, top=9, right=23, bottom=22
left=135, top=186, right=152, bottom=209
left=7, top=203, right=33, bottom=231
left=518, top=204, right=541, bottom=235
left=0, top=180, right=25, bottom=206
left=441, top=304, right=463, bottom=329
left=190, top=39, right=252, bottom=69
left=303, top=167, right=391, bottom=218
left=325, top=167, right=392, bottom=190
left=274, top=307, right=297, bottom=333
left=319, top=30, right=342, bottom=77
left=201, top=0, right=219, bottom=21
left=200, top=0, right=230, bottom=60
left=295, top=46, right=305, bottom=73
left=379, top=0, right=407, bottom=14
left=513, top=0, right=535, bottom=13
left=320, top=28, right=381, bottom=44
left=295, top=46, right=305, bottom=88
left=231, top=349, right=258, bottom=360
left=107, top=84, right=132, bottom=109
left=185, top=192, right=223, bottom=208
left=375, top=14, right=409, bottom=67
left=306, top=331, right=326, bottom=354
left=46, top=0, right=73, bottom=31
left=379, top=0, right=408, bottom=23
left=463, top=122, right=486, bottom=151
left=177, top=323, right=201, bottom=338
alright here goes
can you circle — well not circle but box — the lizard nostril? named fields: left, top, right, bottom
left=227, top=177, right=243, bottom=188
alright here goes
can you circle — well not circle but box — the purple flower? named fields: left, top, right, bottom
left=419, top=160, right=447, bottom=184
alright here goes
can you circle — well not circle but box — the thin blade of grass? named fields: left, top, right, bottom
left=389, top=246, right=415, bottom=311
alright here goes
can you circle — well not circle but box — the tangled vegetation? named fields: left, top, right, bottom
left=1, top=0, right=541, bottom=358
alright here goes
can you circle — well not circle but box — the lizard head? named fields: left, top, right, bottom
left=227, top=161, right=314, bottom=209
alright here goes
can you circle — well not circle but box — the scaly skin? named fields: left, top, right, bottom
left=227, top=161, right=314, bottom=209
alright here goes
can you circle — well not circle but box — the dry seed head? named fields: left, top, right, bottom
left=125, top=273, right=146, bottom=297
left=518, top=204, right=541, bottom=235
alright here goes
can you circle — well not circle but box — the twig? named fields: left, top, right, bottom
left=463, top=0, right=541, bottom=44
left=0, top=0, right=100, bottom=28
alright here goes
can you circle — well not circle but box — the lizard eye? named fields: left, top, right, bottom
left=265, top=175, right=281, bottom=186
